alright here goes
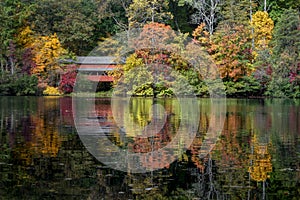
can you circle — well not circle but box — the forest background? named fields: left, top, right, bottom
left=0, top=0, right=299, bottom=97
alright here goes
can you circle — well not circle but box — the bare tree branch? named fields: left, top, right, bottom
left=188, top=0, right=221, bottom=35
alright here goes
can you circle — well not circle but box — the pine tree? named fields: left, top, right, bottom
left=218, top=0, right=255, bottom=27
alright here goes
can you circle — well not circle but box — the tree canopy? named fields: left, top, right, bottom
left=0, top=0, right=299, bottom=97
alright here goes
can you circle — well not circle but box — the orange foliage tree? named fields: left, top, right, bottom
left=210, top=24, right=254, bottom=81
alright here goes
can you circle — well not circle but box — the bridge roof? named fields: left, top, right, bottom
left=77, top=68, right=115, bottom=72
left=76, top=56, right=123, bottom=65
left=59, top=56, right=124, bottom=65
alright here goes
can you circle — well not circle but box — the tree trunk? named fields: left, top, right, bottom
left=9, top=57, right=14, bottom=75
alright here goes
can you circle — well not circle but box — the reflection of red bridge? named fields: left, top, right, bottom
left=75, top=56, right=122, bottom=82
left=60, top=98, right=114, bottom=126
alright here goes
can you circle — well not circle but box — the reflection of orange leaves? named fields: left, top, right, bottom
left=128, top=134, right=173, bottom=170
left=189, top=135, right=206, bottom=172
left=129, top=130, right=171, bottom=153
left=31, top=115, right=61, bottom=157
left=28, top=98, right=62, bottom=157
left=128, top=110, right=174, bottom=170
left=12, top=110, right=62, bottom=166
left=214, top=113, right=246, bottom=168
left=140, top=149, right=173, bottom=170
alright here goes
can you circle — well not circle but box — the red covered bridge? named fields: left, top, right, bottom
left=74, top=56, right=123, bottom=82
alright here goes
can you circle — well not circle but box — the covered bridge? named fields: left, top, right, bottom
left=74, top=56, right=123, bottom=82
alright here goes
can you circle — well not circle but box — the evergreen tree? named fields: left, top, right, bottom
left=265, top=9, right=300, bottom=97
left=218, top=0, right=255, bottom=27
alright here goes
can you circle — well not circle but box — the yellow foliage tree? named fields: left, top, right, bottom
left=31, top=33, right=66, bottom=87
left=16, top=26, right=35, bottom=47
left=250, top=11, right=274, bottom=51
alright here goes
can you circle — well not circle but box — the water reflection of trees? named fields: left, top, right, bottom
left=1, top=98, right=300, bottom=199
left=11, top=97, right=62, bottom=165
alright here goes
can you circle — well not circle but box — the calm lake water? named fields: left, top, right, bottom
left=0, top=96, right=299, bottom=199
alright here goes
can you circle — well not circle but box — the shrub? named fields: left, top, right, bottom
left=43, top=86, right=62, bottom=96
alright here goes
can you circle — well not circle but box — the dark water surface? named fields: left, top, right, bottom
left=0, top=96, right=299, bottom=199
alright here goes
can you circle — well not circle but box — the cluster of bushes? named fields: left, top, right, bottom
left=0, top=72, right=38, bottom=96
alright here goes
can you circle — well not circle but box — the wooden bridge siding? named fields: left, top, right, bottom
left=77, top=64, right=118, bottom=82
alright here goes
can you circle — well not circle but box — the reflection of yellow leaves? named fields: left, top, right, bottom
left=248, top=134, right=272, bottom=182
left=30, top=98, right=62, bottom=157
left=123, top=98, right=153, bottom=137
left=14, top=143, right=35, bottom=166
left=13, top=115, right=62, bottom=166
left=32, top=115, right=61, bottom=157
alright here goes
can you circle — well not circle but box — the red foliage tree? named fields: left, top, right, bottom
left=59, top=65, right=77, bottom=94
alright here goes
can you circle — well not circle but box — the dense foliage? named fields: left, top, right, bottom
left=0, top=0, right=299, bottom=97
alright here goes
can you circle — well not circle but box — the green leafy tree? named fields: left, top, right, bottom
left=266, top=0, right=300, bottom=22
left=219, top=0, right=255, bottom=27
left=168, top=0, right=194, bottom=32
left=265, top=9, right=300, bottom=98
left=0, top=0, right=33, bottom=73
left=127, top=0, right=173, bottom=28
left=14, top=75, right=38, bottom=96
left=30, top=0, right=104, bottom=54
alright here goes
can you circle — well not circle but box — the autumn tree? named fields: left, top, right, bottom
left=59, top=64, right=77, bottom=94
left=208, top=23, right=262, bottom=96
left=250, top=11, right=274, bottom=95
left=112, top=22, right=202, bottom=96
left=31, top=33, right=66, bottom=89
left=210, top=25, right=253, bottom=80
left=192, top=23, right=210, bottom=47
left=250, top=11, right=274, bottom=53
left=15, top=26, right=36, bottom=74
